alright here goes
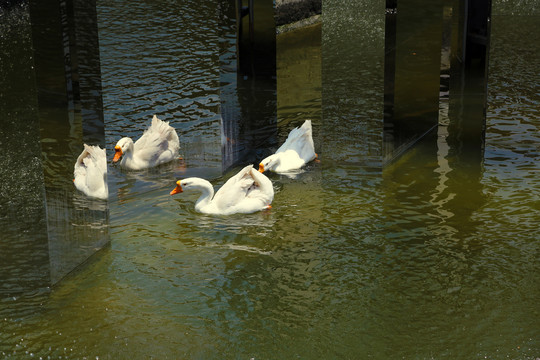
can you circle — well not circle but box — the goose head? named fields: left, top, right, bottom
left=113, top=137, right=134, bottom=162
left=170, top=178, right=210, bottom=196
left=259, top=154, right=279, bottom=173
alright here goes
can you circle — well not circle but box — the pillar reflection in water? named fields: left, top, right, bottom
left=219, top=0, right=277, bottom=171
left=379, top=128, right=486, bottom=349
left=30, top=0, right=108, bottom=285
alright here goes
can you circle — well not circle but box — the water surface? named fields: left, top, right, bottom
left=0, top=2, right=539, bottom=359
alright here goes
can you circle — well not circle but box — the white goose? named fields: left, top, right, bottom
left=258, top=120, right=317, bottom=174
left=73, top=144, right=108, bottom=200
left=170, top=165, right=274, bottom=215
left=113, top=115, right=180, bottom=170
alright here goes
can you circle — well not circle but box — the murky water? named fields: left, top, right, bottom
left=1, top=1, right=539, bottom=359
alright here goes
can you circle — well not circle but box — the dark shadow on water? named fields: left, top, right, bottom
left=0, top=0, right=110, bottom=303
left=30, top=0, right=110, bottom=285
left=219, top=0, right=277, bottom=171
left=0, top=4, right=51, bottom=316
left=383, top=0, right=443, bottom=163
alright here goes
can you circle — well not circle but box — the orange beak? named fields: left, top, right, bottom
left=258, top=163, right=264, bottom=173
left=170, top=181, right=183, bottom=195
left=113, top=145, right=122, bottom=162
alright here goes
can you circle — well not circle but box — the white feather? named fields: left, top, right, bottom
left=114, top=115, right=180, bottom=170
left=259, top=120, right=317, bottom=174
left=171, top=165, right=274, bottom=215
left=73, top=144, right=108, bottom=200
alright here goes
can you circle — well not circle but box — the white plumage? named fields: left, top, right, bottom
left=259, top=120, right=317, bottom=174
left=73, top=144, right=108, bottom=200
left=113, top=115, right=180, bottom=170
left=170, top=165, right=274, bottom=215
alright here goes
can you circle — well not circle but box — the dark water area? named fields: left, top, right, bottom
left=0, top=0, right=539, bottom=359
left=0, top=4, right=50, bottom=318
left=1, top=0, right=110, bottom=329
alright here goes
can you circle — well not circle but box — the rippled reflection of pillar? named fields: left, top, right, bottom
left=29, top=0, right=105, bottom=147
left=72, top=0, right=105, bottom=146
left=28, top=0, right=109, bottom=284
left=219, top=0, right=277, bottom=171
left=379, top=127, right=486, bottom=351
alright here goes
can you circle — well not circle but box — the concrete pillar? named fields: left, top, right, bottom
left=29, top=0, right=105, bottom=147
left=446, top=0, right=491, bottom=153
left=28, top=0, right=109, bottom=284
left=384, top=0, right=444, bottom=162
left=0, top=3, right=51, bottom=299
left=1, top=0, right=110, bottom=290
left=235, top=0, right=276, bottom=77
left=219, top=0, right=277, bottom=171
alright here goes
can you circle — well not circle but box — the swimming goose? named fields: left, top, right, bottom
left=259, top=120, right=317, bottom=174
left=170, top=165, right=274, bottom=215
left=73, top=144, right=108, bottom=200
left=113, top=115, right=180, bottom=170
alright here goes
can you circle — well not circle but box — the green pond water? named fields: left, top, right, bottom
left=0, top=0, right=539, bottom=359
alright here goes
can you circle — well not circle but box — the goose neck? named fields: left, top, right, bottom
left=194, top=180, right=215, bottom=212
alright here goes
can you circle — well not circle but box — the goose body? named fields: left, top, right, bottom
left=113, top=115, right=180, bottom=170
left=170, top=165, right=274, bottom=215
left=259, top=120, right=316, bottom=174
left=73, top=144, right=108, bottom=200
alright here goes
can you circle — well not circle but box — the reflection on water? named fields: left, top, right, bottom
left=99, top=0, right=221, bottom=173
left=1, top=0, right=109, bottom=305
left=219, top=0, right=278, bottom=170
left=31, top=0, right=110, bottom=284
left=1, top=1, right=539, bottom=359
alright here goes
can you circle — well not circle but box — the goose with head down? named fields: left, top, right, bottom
left=73, top=144, right=108, bottom=200
left=170, top=165, right=274, bottom=215
left=113, top=115, right=180, bottom=170
left=258, top=120, right=317, bottom=174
